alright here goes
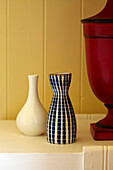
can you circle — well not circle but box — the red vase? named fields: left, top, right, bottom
left=81, top=0, right=113, bottom=140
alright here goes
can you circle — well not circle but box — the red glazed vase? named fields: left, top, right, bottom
left=81, top=0, right=113, bottom=140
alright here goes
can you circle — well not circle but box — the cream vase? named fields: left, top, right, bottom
left=16, top=75, right=47, bottom=136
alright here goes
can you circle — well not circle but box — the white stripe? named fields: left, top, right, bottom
left=66, top=75, right=72, bottom=143
left=55, top=76, right=59, bottom=144
left=50, top=77, right=55, bottom=143
left=47, top=76, right=53, bottom=142
left=59, top=76, right=62, bottom=144
left=63, top=77, right=68, bottom=143
left=64, top=90, right=68, bottom=144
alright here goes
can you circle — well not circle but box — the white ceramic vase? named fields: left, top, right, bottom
left=16, top=75, right=47, bottom=136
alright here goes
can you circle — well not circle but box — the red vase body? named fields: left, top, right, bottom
left=85, top=36, right=113, bottom=104
left=82, top=0, right=113, bottom=140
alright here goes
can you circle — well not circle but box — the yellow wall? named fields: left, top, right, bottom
left=0, top=0, right=107, bottom=120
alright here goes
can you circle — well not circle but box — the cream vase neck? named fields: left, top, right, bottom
left=28, top=75, right=39, bottom=101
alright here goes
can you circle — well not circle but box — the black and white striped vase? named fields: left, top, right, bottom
left=46, top=73, right=76, bottom=144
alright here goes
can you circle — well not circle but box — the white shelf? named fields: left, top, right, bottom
left=0, top=114, right=113, bottom=170
left=0, top=114, right=111, bottom=153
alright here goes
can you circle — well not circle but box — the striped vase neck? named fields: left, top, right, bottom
left=49, top=73, right=71, bottom=94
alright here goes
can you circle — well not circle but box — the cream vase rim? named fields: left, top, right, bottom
left=28, top=74, right=39, bottom=77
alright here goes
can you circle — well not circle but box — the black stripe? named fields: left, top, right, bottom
left=105, top=104, right=113, bottom=108
left=65, top=75, right=70, bottom=143
left=57, top=77, right=61, bottom=144
left=81, top=19, right=113, bottom=23
left=85, top=37, right=113, bottom=39
left=51, top=76, right=58, bottom=144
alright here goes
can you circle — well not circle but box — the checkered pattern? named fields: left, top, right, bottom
left=46, top=73, right=76, bottom=144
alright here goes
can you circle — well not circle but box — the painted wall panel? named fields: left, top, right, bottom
left=0, top=0, right=6, bottom=119
left=44, top=0, right=81, bottom=113
left=81, top=0, right=107, bottom=113
left=0, top=0, right=109, bottom=119
left=7, top=0, right=44, bottom=119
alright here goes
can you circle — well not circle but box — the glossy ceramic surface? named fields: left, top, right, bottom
left=16, top=75, right=47, bottom=136
left=46, top=73, right=76, bottom=144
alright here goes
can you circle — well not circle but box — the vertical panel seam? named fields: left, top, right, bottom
left=79, top=0, right=84, bottom=114
left=107, top=146, right=110, bottom=170
left=6, top=0, right=8, bottom=120
left=42, top=0, right=44, bottom=104
left=104, top=146, right=108, bottom=170
left=102, top=146, right=108, bottom=170
left=6, top=0, right=9, bottom=119
left=79, top=0, right=82, bottom=113
left=43, top=0, right=47, bottom=108
left=102, top=146, right=104, bottom=170
left=103, top=146, right=104, bottom=170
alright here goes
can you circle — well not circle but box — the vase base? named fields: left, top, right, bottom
left=47, top=139, right=76, bottom=145
left=90, top=123, right=113, bottom=140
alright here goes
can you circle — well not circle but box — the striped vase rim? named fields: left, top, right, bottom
left=49, top=72, right=72, bottom=76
